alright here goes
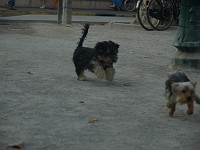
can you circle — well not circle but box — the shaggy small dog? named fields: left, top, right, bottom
left=73, top=24, right=119, bottom=81
left=165, top=71, right=200, bottom=117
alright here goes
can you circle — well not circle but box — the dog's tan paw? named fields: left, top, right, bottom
left=77, top=75, right=87, bottom=81
left=187, top=110, right=193, bottom=115
left=169, top=112, right=174, bottom=117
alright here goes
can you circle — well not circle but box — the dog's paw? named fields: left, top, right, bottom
left=77, top=75, right=87, bottom=81
left=187, top=110, right=193, bottom=115
left=168, top=112, right=174, bottom=117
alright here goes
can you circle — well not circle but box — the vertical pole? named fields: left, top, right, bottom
left=172, top=0, right=200, bottom=69
left=57, top=0, right=63, bottom=24
left=29, top=0, right=32, bottom=7
left=62, top=0, right=72, bottom=25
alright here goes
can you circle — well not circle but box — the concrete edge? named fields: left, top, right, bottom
left=0, top=10, right=135, bottom=17
left=0, top=19, right=133, bottom=25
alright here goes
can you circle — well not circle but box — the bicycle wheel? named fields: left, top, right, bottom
left=137, top=0, right=159, bottom=31
left=147, top=0, right=174, bottom=31
left=124, top=0, right=137, bottom=11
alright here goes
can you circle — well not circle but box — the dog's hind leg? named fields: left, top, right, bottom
left=77, top=72, right=86, bottom=81
left=75, top=65, right=87, bottom=81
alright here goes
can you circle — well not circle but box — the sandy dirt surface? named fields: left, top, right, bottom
left=0, top=22, right=200, bottom=150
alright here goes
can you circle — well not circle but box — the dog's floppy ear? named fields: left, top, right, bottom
left=109, top=41, right=120, bottom=50
left=114, top=42, right=120, bottom=49
left=108, top=41, right=119, bottom=50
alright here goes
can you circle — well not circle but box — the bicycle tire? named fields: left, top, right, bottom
left=124, top=0, right=137, bottom=11
left=137, top=0, right=157, bottom=31
left=147, top=0, right=174, bottom=31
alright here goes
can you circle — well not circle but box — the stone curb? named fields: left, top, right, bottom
left=0, top=9, right=135, bottom=17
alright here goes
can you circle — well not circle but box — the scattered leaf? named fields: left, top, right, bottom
left=36, top=147, right=45, bottom=150
left=7, top=141, right=24, bottom=149
left=123, top=83, right=130, bottom=86
left=27, top=71, right=32, bottom=74
left=88, top=117, right=99, bottom=123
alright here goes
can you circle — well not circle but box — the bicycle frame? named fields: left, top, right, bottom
left=149, top=0, right=180, bottom=21
left=136, top=0, right=150, bottom=9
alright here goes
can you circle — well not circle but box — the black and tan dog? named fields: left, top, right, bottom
left=73, top=24, right=119, bottom=81
left=165, top=71, right=200, bottom=117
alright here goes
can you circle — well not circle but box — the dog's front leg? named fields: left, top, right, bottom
left=167, top=100, right=176, bottom=117
left=105, top=67, right=115, bottom=82
left=93, top=65, right=106, bottom=79
left=187, top=102, right=194, bottom=115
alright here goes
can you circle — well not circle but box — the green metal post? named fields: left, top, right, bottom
left=172, top=0, right=200, bottom=69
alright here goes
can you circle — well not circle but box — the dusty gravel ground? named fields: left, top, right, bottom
left=0, top=22, right=200, bottom=150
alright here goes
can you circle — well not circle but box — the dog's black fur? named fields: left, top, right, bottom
left=165, top=71, right=190, bottom=95
left=73, top=24, right=119, bottom=81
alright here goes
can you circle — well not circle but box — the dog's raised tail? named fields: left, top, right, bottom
left=77, top=24, right=90, bottom=48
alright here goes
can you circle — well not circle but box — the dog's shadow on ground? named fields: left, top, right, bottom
left=78, top=77, right=136, bottom=88
left=167, top=108, right=200, bottom=122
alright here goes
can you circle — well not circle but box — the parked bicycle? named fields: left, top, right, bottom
left=123, top=0, right=137, bottom=11
left=147, top=0, right=180, bottom=31
left=136, top=0, right=156, bottom=31
left=136, top=0, right=180, bottom=31
left=112, top=0, right=137, bottom=11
